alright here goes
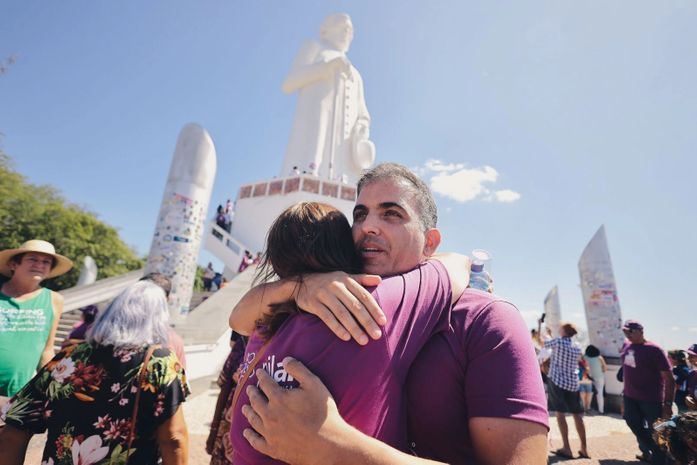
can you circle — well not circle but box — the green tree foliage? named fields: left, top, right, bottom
left=0, top=152, right=144, bottom=290
left=194, top=265, right=205, bottom=292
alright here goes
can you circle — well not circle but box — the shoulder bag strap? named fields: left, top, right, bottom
left=229, top=338, right=272, bottom=428
left=126, top=344, right=159, bottom=463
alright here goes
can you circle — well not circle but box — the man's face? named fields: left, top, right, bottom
left=352, top=179, right=436, bottom=277
left=623, top=328, right=643, bottom=344
left=324, top=18, right=353, bottom=53
left=11, top=252, right=53, bottom=283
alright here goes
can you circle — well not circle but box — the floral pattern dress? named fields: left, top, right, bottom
left=209, top=335, right=247, bottom=465
left=1, top=342, right=189, bottom=465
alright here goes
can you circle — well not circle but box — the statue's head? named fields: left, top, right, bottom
left=320, top=13, right=353, bottom=53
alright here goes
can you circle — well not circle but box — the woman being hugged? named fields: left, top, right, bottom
left=0, top=281, right=189, bottom=465
left=229, top=201, right=467, bottom=465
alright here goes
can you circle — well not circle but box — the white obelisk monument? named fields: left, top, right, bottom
left=543, top=286, right=562, bottom=338
left=578, top=225, right=624, bottom=357
left=146, top=123, right=216, bottom=319
left=76, top=256, right=98, bottom=287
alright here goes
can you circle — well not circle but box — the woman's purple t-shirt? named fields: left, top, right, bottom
left=406, top=289, right=549, bottom=465
left=231, top=261, right=452, bottom=465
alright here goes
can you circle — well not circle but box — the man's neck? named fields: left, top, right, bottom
left=1, top=278, right=42, bottom=298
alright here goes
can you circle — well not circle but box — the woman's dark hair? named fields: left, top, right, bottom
left=585, top=344, right=600, bottom=357
left=254, top=202, right=362, bottom=339
left=668, top=350, right=687, bottom=363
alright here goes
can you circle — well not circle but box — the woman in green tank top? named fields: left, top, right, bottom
left=0, top=240, right=72, bottom=398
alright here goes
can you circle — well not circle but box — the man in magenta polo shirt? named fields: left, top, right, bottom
left=686, top=344, right=697, bottom=409
left=621, top=320, right=675, bottom=464
left=231, top=163, right=549, bottom=465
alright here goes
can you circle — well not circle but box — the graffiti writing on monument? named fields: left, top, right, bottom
left=150, top=192, right=204, bottom=315
left=579, top=226, right=625, bottom=357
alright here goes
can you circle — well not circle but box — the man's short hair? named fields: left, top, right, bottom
left=357, top=163, right=438, bottom=231
left=140, top=272, right=172, bottom=297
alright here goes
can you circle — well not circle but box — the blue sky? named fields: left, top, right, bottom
left=2, top=1, right=696, bottom=350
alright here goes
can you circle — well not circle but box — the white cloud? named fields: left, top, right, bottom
left=671, top=326, right=681, bottom=331
left=688, top=327, right=697, bottom=333
left=424, top=159, right=465, bottom=173
left=494, top=189, right=522, bottom=203
left=415, top=159, right=521, bottom=204
left=431, top=166, right=498, bottom=202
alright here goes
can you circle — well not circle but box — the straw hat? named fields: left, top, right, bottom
left=0, top=240, right=73, bottom=278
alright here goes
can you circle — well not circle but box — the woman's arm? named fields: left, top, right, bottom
left=157, top=406, right=189, bottom=465
left=229, top=273, right=383, bottom=344
left=229, top=279, right=298, bottom=335
left=600, top=356, right=607, bottom=372
left=427, top=252, right=470, bottom=304
left=39, top=291, right=64, bottom=368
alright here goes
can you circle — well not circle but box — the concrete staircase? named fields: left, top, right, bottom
left=53, top=269, right=145, bottom=349
left=55, top=308, right=83, bottom=346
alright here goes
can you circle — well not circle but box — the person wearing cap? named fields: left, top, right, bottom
left=67, top=304, right=99, bottom=340
left=685, top=344, right=697, bottom=411
left=0, top=240, right=72, bottom=400
left=621, top=319, right=675, bottom=464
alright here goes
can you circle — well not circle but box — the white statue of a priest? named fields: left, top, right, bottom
left=280, top=13, right=375, bottom=184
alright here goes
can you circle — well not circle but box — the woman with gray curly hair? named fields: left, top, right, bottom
left=0, top=280, right=189, bottom=465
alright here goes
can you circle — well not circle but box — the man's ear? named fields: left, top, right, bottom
left=423, top=228, right=442, bottom=257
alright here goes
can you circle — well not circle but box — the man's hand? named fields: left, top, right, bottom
left=243, top=359, right=450, bottom=465
left=296, top=272, right=384, bottom=345
left=242, top=357, right=349, bottom=465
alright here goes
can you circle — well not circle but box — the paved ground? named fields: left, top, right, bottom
left=23, top=381, right=646, bottom=465
left=547, top=411, right=644, bottom=464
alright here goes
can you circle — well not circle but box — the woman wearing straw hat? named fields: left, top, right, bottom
left=0, top=239, right=73, bottom=400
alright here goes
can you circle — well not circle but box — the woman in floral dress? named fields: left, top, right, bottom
left=206, top=331, right=247, bottom=465
left=0, top=280, right=189, bottom=465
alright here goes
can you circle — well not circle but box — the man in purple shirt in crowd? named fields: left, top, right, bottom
left=231, top=163, right=548, bottom=465
left=686, top=344, right=697, bottom=409
left=621, top=320, right=675, bottom=465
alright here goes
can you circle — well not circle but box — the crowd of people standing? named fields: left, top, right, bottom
left=1, top=163, right=696, bottom=465
left=534, top=316, right=697, bottom=464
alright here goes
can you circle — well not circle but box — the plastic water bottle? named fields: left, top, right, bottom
left=469, top=262, right=491, bottom=291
